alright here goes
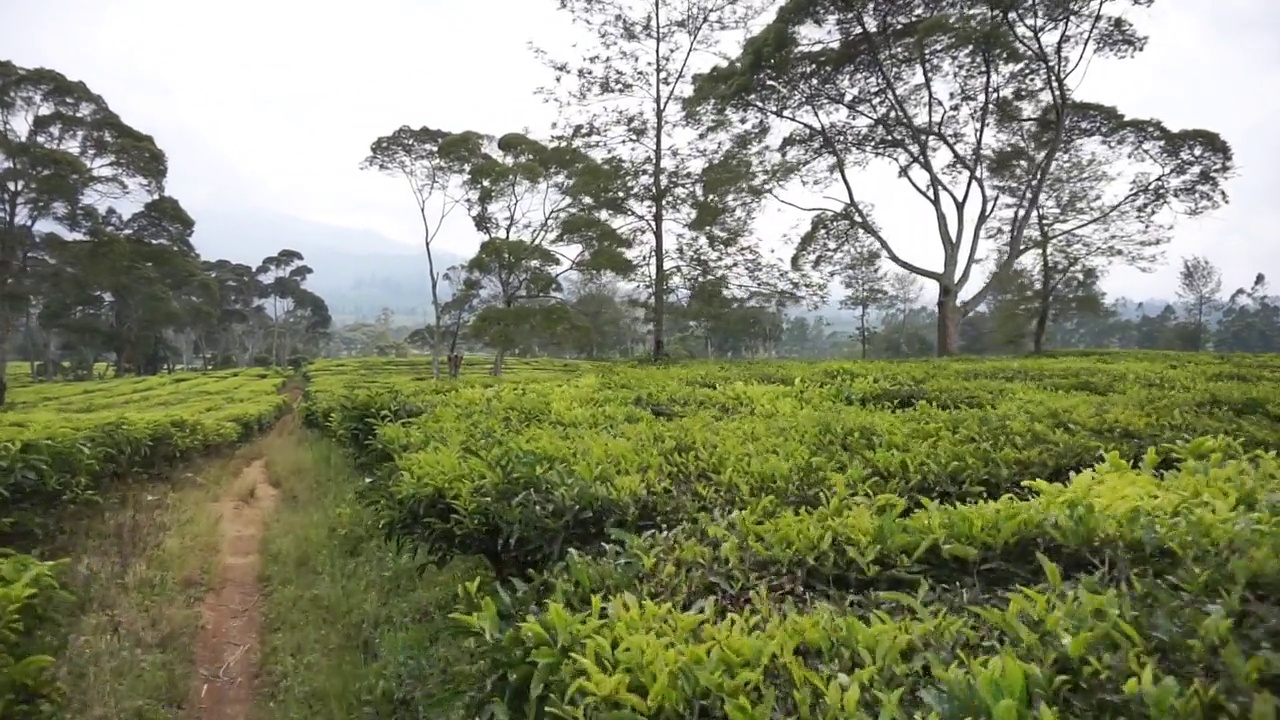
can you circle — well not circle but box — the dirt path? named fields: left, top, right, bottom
left=188, top=457, right=279, bottom=719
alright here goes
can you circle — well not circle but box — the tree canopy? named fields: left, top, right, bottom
left=0, top=60, right=332, bottom=403
left=686, top=0, right=1233, bottom=354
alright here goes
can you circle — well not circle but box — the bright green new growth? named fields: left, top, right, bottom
left=305, top=352, right=1280, bottom=718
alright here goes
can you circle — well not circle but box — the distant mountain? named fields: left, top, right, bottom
left=187, top=206, right=1187, bottom=327
left=188, top=206, right=467, bottom=323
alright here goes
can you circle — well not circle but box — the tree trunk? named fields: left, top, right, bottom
left=936, top=285, right=961, bottom=356
left=447, top=317, right=462, bottom=357
left=1032, top=239, right=1052, bottom=354
left=271, top=301, right=280, bottom=364
left=858, top=305, right=869, bottom=359
left=0, top=341, right=8, bottom=408
left=1032, top=292, right=1052, bottom=354
left=650, top=5, right=666, bottom=362
left=0, top=301, right=14, bottom=406
left=430, top=330, right=441, bottom=379
left=43, top=331, right=57, bottom=379
left=427, top=271, right=441, bottom=380
left=23, top=307, right=36, bottom=379
left=491, top=351, right=505, bottom=376
left=1195, top=302, right=1206, bottom=351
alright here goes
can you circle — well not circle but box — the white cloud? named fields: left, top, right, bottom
left=4, top=0, right=1276, bottom=300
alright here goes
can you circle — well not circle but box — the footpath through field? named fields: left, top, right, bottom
left=189, top=385, right=302, bottom=719
left=189, top=457, right=278, bottom=718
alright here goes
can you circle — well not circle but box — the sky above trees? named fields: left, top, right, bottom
left=4, top=0, right=1276, bottom=299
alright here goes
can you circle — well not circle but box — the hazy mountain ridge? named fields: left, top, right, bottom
left=188, top=206, right=1193, bottom=327
left=189, top=206, right=466, bottom=323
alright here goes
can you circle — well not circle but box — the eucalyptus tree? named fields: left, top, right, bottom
left=819, top=214, right=888, bottom=358
left=199, top=259, right=265, bottom=367
left=1176, top=254, right=1222, bottom=351
left=1216, top=274, right=1279, bottom=353
left=361, top=126, right=464, bottom=378
left=994, top=103, right=1231, bottom=352
left=535, top=0, right=795, bottom=360
left=439, top=131, right=633, bottom=373
left=256, top=249, right=330, bottom=364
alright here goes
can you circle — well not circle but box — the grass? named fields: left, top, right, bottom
left=13, top=379, right=474, bottom=718
left=47, top=443, right=263, bottom=720
left=257, top=428, right=482, bottom=720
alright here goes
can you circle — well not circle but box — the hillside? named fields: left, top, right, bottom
left=189, top=206, right=467, bottom=323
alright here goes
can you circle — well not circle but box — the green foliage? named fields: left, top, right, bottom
left=305, top=352, right=1280, bottom=717
left=430, top=130, right=637, bottom=368
left=1216, top=275, right=1280, bottom=353
left=0, top=368, right=289, bottom=541
left=0, top=366, right=290, bottom=718
left=2, top=60, right=333, bottom=395
left=0, top=551, right=67, bottom=720
left=688, top=0, right=1234, bottom=356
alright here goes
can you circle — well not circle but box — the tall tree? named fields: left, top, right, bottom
left=0, top=61, right=168, bottom=404
left=690, top=0, right=1233, bottom=355
left=1176, top=254, right=1222, bottom=352
left=361, top=126, right=465, bottom=379
left=32, top=197, right=202, bottom=376
left=1215, top=274, right=1279, bottom=353
left=256, top=249, right=312, bottom=364
left=994, top=103, right=1231, bottom=352
left=1037, top=265, right=1109, bottom=349
left=960, top=265, right=1038, bottom=355
left=813, top=214, right=886, bottom=359
left=560, top=275, right=636, bottom=359
left=442, top=132, right=633, bottom=374
left=877, top=269, right=927, bottom=357
left=439, top=265, right=481, bottom=361
left=198, top=259, right=266, bottom=367
left=534, top=0, right=781, bottom=360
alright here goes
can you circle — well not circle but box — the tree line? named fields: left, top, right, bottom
left=6, top=0, right=1251, bottom=391
left=0, top=61, right=332, bottom=406
left=332, top=251, right=1277, bottom=362
left=363, top=0, right=1236, bottom=375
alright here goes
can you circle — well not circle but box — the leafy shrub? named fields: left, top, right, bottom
left=0, top=551, right=69, bottom=720
left=303, top=353, right=1280, bottom=718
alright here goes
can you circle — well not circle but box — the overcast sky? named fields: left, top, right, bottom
left=4, top=0, right=1277, bottom=300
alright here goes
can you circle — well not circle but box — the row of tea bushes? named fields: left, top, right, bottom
left=305, top=354, right=1280, bottom=718
left=0, top=368, right=290, bottom=541
left=320, top=362, right=1280, bottom=579
left=0, top=367, right=292, bottom=715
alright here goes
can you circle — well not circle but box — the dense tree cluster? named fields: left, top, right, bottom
left=0, top=60, right=331, bottom=405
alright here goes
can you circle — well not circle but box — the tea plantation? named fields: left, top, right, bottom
left=303, top=353, right=1280, bottom=719
left=1, top=367, right=291, bottom=539
left=0, top=367, right=291, bottom=715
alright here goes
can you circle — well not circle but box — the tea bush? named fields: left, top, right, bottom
left=306, top=353, right=1280, bottom=718
left=0, top=367, right=290, bottom=715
